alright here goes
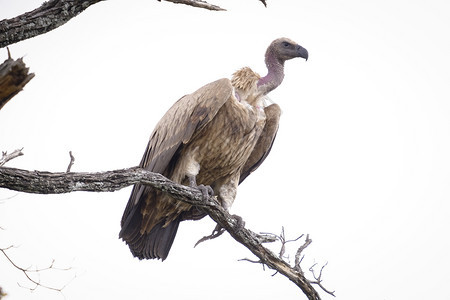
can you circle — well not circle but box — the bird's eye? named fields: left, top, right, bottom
left=282, top=42, right=290, bottom=48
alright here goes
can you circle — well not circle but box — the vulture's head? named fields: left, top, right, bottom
left=267, top=37, right=309, bottom=63
left=258, top=37, right=308, bottom=95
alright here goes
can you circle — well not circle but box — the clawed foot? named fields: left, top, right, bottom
left=194, top=214, right=245, bottom=248
left=194, top=224, right=225, bottom=247
left=187, top=175, right=214, bottom=202
left=197, top=184, right=214, bottom=201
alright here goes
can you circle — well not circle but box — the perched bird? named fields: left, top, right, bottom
left=120, top=38, right=308, bottom=260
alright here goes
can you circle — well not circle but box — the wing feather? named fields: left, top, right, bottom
left=120, top=78, right=233, bottom=233
left=239, top=103, right=281, bottom=184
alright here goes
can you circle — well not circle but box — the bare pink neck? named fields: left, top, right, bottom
left=257, top=49, right=285, bottom=95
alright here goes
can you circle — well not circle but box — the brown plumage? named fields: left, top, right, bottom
left=120, top=38, right=308, bottom=260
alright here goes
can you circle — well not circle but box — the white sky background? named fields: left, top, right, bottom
left=1, top=0, right=450, bottom=299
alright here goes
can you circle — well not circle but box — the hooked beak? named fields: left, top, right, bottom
left=296, top=45, right=309, bottom=61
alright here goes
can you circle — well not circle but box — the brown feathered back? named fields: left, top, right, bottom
left=119, top=79, right=232, bottom=260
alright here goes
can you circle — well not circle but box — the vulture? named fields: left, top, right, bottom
left=120, top=37, right=308, bottom=260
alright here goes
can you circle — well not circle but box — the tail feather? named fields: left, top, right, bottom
left=119, top=185, right=181, bottom=260
left=120, top=216, right=181, bottom=261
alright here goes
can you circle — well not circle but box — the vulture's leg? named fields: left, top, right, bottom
left=215, top=175, right=246, bottom=231
left=187, top=174, right=214, bottom=201
left=194, top=174, right=245, bottom=247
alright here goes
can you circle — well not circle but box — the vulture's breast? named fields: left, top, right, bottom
left=186, top=96, right=266, bottom=184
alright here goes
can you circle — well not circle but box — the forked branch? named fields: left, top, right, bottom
left=248, top=228, right=334, bottom=297
left=0, top=148, right=24, bottom=166
left=0, top=245, right=73, bottom=293
left=0, top=165, right=323, bottom=300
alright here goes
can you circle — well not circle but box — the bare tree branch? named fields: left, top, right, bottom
left=66, top=151, right=75, bottom=172
left=309, top=263, right=336, bottom=297
left=0, top=50, right=34, bottom=110
left=0, top=0, right=268, bottom=49
left=246, top=228, right=334, bottom=296
left=1, top=152, right=75, bottom=293
left=0, top=245, right=73, bottom=293
left=0, top=148, right=24, bottom=167
left=0, top=166, right=322, bottom=300
left=295, top=234, right=313, bottom=273
left=265, top=226, right=304, bottom=261
left=0, top=0, right=104, bottom=49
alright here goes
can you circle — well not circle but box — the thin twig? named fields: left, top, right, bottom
left=295, top=234, right=312, bottom=273
left=0, top=193, right=19, bottom=201
left=309, top=262, right=336, bottom=297
left=239, top=228, right=334, bottom=297
left=162, top=0, right=226, bottom=11
left=0, top=246, right=71, bottom=292
left=238, top=257, right=266, bottom=270
left=260, top=227, right=303, bottom=260
left=66, top=151, right=75, bottom=172
left=0, top=148, right=24, bottom=167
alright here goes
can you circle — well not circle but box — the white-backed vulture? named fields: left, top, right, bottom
left=120, top=38, right=308, bottom=260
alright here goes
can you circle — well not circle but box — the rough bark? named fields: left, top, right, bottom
left=0, top=0, right=104, bottom=49
left=0, top=166, right=321, bottom=300
left=0, top=51, right=34, bottom=110
left=0, top=0, right=270, bottom=49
